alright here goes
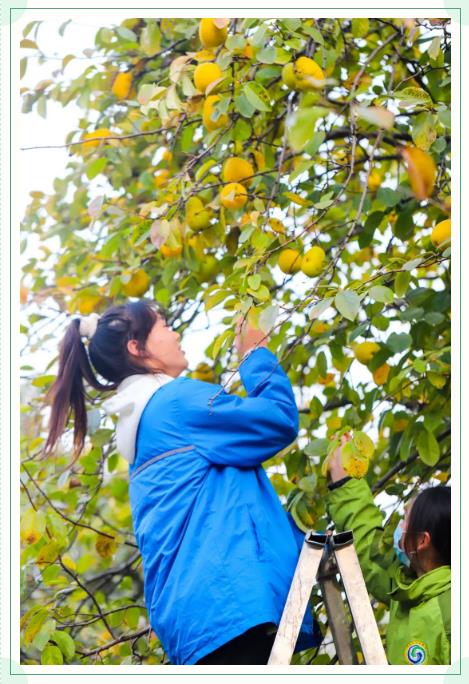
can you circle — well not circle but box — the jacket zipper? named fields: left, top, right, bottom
left=130, top=445, right=196, bottom=480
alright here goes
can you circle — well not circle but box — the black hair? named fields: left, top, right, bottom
left=404, top=486, right=451, bottom=567
left=43, top=300, right=167, bottom=462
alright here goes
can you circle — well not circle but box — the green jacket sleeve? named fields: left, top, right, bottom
left=326, top=478, right=399, bottom=606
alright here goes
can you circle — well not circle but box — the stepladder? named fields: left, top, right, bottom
left=268, top=529, right=388, bottom=666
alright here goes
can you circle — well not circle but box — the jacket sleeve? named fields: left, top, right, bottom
left=326, top=478, right=399, bottom=606
left=181, top=347, right=299, bottom=468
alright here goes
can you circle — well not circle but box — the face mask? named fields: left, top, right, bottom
left=393, top=519, right=411, bottom=567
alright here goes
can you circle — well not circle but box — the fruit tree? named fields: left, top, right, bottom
left=20, top=17, right=451, bottom=665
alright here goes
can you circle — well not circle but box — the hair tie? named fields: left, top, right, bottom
left=79, top=313, right=100, bottom=339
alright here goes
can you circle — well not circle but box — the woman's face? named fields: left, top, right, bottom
left=127, top=313, right=189, bottom=377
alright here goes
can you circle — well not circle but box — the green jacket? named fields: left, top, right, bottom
left=326, top=478, right=451, bottom=665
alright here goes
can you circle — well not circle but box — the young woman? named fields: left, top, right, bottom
left=44, top=300, right=322, bottom=665
left=325, top=435, right=451, bottom=665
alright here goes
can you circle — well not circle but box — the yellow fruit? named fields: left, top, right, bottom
left=198, top=18, right=228, bottom=48
left=367, top=168, right=382, bottom=192
left=186, top=197, right=212, bottom=231
left=431, top=218, right=451, bottom=247
left=278, top=248, right=302, bottom=274
left=283, top=56, right=325, bottom=91
left=354, top=341, right=380, bottom=365
left=122, top=269, right=151, bottom=297
left=160, top=243, right=183, bottom=258
left=154, top=169, right=170, bottom=188
left=222, top=157, right=254, bottom=186
left=401, top=146, right=436, bottom=200
left=112, top=72, right=133, bottom=100
left=194, top=62, right=223, bottom=93
left=300, top=246, right=326, bottom=277
left=81, top=128, right=113, bottom=150
left=202, top=95, right=229, bottom=131
left=252, top=149, right=266, bottom=171
left=326, top=415, right=342, bottom=432
left=220, top=182, right=248, bottom=209
left=77, top=295, right=104, bottom=315
left=373, top=363, right=390, bottom=385
left=162, top=147, right=172, bottom=162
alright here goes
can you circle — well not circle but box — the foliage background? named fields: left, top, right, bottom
left=20, top=16, right=451, bottom=665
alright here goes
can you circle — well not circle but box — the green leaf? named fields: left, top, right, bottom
left=411, top=112, right=437, bottom=151
left=287, top=107, right=327, bottom=153
left=85, top=157, right=107, bottom=180
left=393, top=209, right=414, bottom=241
left=37, top=95, right=47, bottom=119
left=395, top=271, right=411, bottom=297
left=259, top=304, right=279, bottom=333
left=243, top=82, right=272, bottom=112
left=304, top=438, right=329, bottom=457
left=204, top=289, right=229, bottom=312
left=234, top=93, right=255, bottom=118
left=247, top=274, right=261, bottom=290
left=369, top=285, right=394, bottom=304
left=399, top=424, right=414, bottom=461
left=309, top=297, right=333, bottom=320
left=351, top=18, right=370, bottom=38
left=317, top=351, right=327, bottom=377
left=416, top=428, right=440, bottom=466
left=304, top=130, right=325, bottom=156
left=376, top=187, right=400, bottom=207
left=23, top=20, right=39, bottom=38
left=427, top=35, right=440, bottom=60
left=115, top=26, right=138, bottom=42
left=233, top=118, right=252, bottom=141
left=140, top=20, right=161, bottom=57
left=393, top=87, right=433, bottom=109
left=41, top=644, right=63, bottom=665
left=257, top=46, right=277, bottom=64
left=298, top=473, right=317, bottom=493
left=386, top=332, right=412, bottom=354
left=335, top=290, right=361, bottom=322
left=32, top=619, right=56, bottom=651
left=211, top=329, right=235, bottom=359
left=52, top=630, right=76, bottom=661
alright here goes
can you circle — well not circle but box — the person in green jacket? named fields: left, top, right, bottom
left=325, top=435, right=451, bottom=665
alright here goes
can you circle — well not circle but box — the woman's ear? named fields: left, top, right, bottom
left=127, top=339, right=141, bottom=358
left=416, top=531, right=432, bottom=553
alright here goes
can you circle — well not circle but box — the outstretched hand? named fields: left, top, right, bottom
left=328, top=432, right=352, bottom=483
left=234, top=315, right=269, bottom=359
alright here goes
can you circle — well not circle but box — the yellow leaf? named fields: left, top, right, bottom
left=401, top=146, right=436, bottom=200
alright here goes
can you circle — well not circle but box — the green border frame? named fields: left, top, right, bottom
left=10, top=6, right=462, bottom=676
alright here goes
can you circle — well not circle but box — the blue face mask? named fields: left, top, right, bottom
left=393, top=519, right=411, bottom=567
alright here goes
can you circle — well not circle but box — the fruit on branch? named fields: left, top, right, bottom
left=222, top=157, right=254, bottom=186
left=220, top=182, right=248, bottom=209
left=112, top=72, right=133, bottom=100
left=154, top=169, right=170, bottom=188
left=122, top=269, right=151, bottom=297
left=278, top=248, right=302, bottom=274
left=185, top=197, right=212, bottom=231
left=354, top=341, right=380, bottom=365
left=321, top=429, right=375, bottom=479
left=202, top=95, right=229, bottom=131
left=191, top=361, right=216, bottom=382
left=300, top=246, right=326, bottom=277
left=80, top=128, right=113, bottom=151
left=193, top=62, right=223, bottom=93
left=198, top=18, right=228, bottom=48
left=431, top=218, right=451, bottom=247
left=282, top=56, right=325, bottom=91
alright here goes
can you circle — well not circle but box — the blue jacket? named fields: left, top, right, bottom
left=103, top=347, right=322, bottom=664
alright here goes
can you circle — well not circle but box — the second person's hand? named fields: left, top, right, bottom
left=234, top=315, right=269, bottom=359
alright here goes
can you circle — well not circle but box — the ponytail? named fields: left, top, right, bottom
left=43, top=317, right=115, bottom=463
